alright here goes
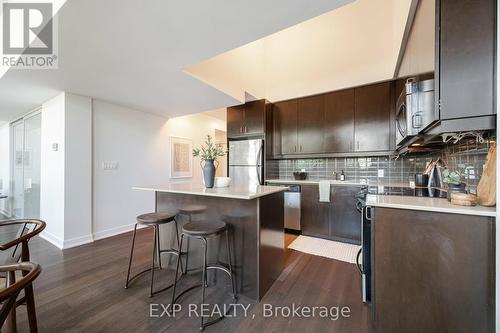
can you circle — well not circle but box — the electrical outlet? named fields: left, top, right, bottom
left=378, top=169, right=384, bottom=178
left=102, top=162, right=119, bottom=170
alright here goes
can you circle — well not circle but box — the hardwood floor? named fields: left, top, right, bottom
left=8, top=228, right=372, bottom=333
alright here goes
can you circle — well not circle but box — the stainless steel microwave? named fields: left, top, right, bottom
left=396, top=78, right=435, bottom=146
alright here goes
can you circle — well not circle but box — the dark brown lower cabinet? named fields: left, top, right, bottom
left=372, top=207, right=494, bottom=333
left=301, top=184, right=361, bottom=244
left=300, top=184, right=329, bottom=237
left=329, top=185, right=361, bottom=244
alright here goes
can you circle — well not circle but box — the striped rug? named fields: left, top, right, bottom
left=288, top=235, right=361, bottom=264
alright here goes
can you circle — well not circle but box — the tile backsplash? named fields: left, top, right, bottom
left=266, top=139, right=493, bottom=193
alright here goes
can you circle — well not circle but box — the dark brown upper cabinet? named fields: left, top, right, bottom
left=354, top=82, right=392, bottom=152
left=274, top=100, right=298, bottom=154
left=244, top=100, right=266, bottom=135
left=297, top=95, right=325, bottom=154
left=227, top=104, right=245, bottom=138
left=270, top=82, right=393, bottom=157
left=324, top=89, right=355, bottom=153
left=227, top=100, right=266, bottom=138
left=437, top=0, right=496, bottom=120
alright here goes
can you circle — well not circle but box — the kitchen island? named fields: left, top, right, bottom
left=133, top=183, right=286, bottom=301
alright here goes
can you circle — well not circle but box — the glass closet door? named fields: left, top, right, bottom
left=10, top=113, right=41, bottom=218
left=11, top=120, right=24, bottom=218
left=23, top=114, right=41, bottom=218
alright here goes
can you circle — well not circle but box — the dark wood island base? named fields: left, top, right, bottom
left=149, top=188, right=284, bottom=302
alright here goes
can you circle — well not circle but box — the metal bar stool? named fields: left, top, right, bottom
left=170, top=220, right=237, bottom=331
left=125, top=211, right=183, bottom=297
left=177, top=205, right=207, bottom=274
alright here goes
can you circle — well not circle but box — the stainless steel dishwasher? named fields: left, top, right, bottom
left=267, top=183, right=301, bottom=231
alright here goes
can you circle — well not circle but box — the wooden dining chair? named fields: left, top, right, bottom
left=0, top=262, right=41, bottom=333
left=0, top=220, right=46, bottom=333
left=0, top=219, right=46, bottom=266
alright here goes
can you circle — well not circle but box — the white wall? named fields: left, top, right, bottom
left=184, top=0, right=412, bottom=102
left=0, top=123, right=10, bottom=215
left=64, top=94, right=92, bottom=244
left=397, top=0, right=435, bottom=78
left=40, top=92, right=93, bottom=249
left=40, top=93, right=66, bottom=245
left=92, top=100, right=225, bottom=240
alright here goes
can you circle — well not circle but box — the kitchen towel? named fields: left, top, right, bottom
left=319, top=180, right=331, bottom=202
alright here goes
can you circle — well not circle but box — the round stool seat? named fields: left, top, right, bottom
left=136, top=211, right=178, bottom=225
left=182, top=221, right=226, bottom=237
left=178, top=205, right=207, bottom=215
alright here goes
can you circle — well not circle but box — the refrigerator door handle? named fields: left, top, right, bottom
left=256, top=145, right=263, bottom=184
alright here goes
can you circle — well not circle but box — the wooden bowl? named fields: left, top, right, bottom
left=450, top=192, right=478, bottom=206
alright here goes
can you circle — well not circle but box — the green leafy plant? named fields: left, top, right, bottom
left=192, top=135, right=226, bottom=161
left=442, top=169, right=464, bottom=185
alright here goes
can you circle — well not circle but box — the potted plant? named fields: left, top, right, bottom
left=192, top=135, right=226, bottom=188
left=443, top=169, right=467, bottom=201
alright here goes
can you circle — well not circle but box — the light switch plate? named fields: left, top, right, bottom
left=102, top=162, right=119, bottom=170
left=378, top=169, right=384, bottom=178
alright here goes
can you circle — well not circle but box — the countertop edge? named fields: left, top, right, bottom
left=132, top=186, right=286, bottom=200
left=367, top=195, right=496, bottom=217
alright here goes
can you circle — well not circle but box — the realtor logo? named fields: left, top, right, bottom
left=1, top=1, right=58, bottom=69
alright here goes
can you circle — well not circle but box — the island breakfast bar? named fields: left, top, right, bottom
left=133, top=183, right=286, bottom=301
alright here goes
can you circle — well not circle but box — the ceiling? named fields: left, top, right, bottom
left=0, top=0, right=353, bottom=122
left=184, top=0, right=414, bottom=103
left=203, top=108, right=226, bottom=121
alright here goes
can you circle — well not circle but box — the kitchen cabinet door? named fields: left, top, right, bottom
left=244, top=100, right=265, bottom=135
left=329, top=185, right=361, bottom=244
left=354, top=82, right=392, bottom=152
left=274, top=100, right=298, bottom=154
left=227, top=104, right=246, bottom=138
left=297, top=95, right=325, bottom=153
left=324, top=89, right=355, bottom=153
left=438, top=0, right=495, bottom=119
left=373, top=207, right=494, bottom=332
left=300, top=184, right=330, bottom=238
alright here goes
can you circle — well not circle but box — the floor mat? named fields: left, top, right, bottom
left=288, top=235, right=361, bottom=264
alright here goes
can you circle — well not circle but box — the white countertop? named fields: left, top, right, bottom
left=266, top=178, right=412, bottom=188
left=366, top=194, right=496, bottom=217
left=133, top=183, right=287, bottom=200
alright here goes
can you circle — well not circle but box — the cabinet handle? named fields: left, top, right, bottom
left=294, top=146, right=297, bottom=152
left=357, top=141, right=360, bottom=150
left=300, top=145, right=302, bottom=152
left=240, top=126, right=243, bottom=133
left=244, top=125, right=247, bottom=133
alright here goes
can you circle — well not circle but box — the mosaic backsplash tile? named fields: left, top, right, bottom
left=266, top=139, right=493, bottom=193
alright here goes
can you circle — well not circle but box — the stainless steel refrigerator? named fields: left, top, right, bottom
left=228, top=139, right=264, bottom=186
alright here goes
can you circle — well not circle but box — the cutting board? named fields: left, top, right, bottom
left=477, top=144, right=496, bottom=206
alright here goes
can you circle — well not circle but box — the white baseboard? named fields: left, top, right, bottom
left=40, top=230, right=64, bottom=249
left=0, top=209, right=11, bottom=218
left=92, top=223, right=144, bottom=241
left=63, top=234, right=94, bottom=249
left=40, top=224, right=144, bottom=250
left=40, top=231, right=94, bottom=250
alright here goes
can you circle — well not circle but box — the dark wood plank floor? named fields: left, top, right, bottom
left=9, top=228, right=372, bottom=333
